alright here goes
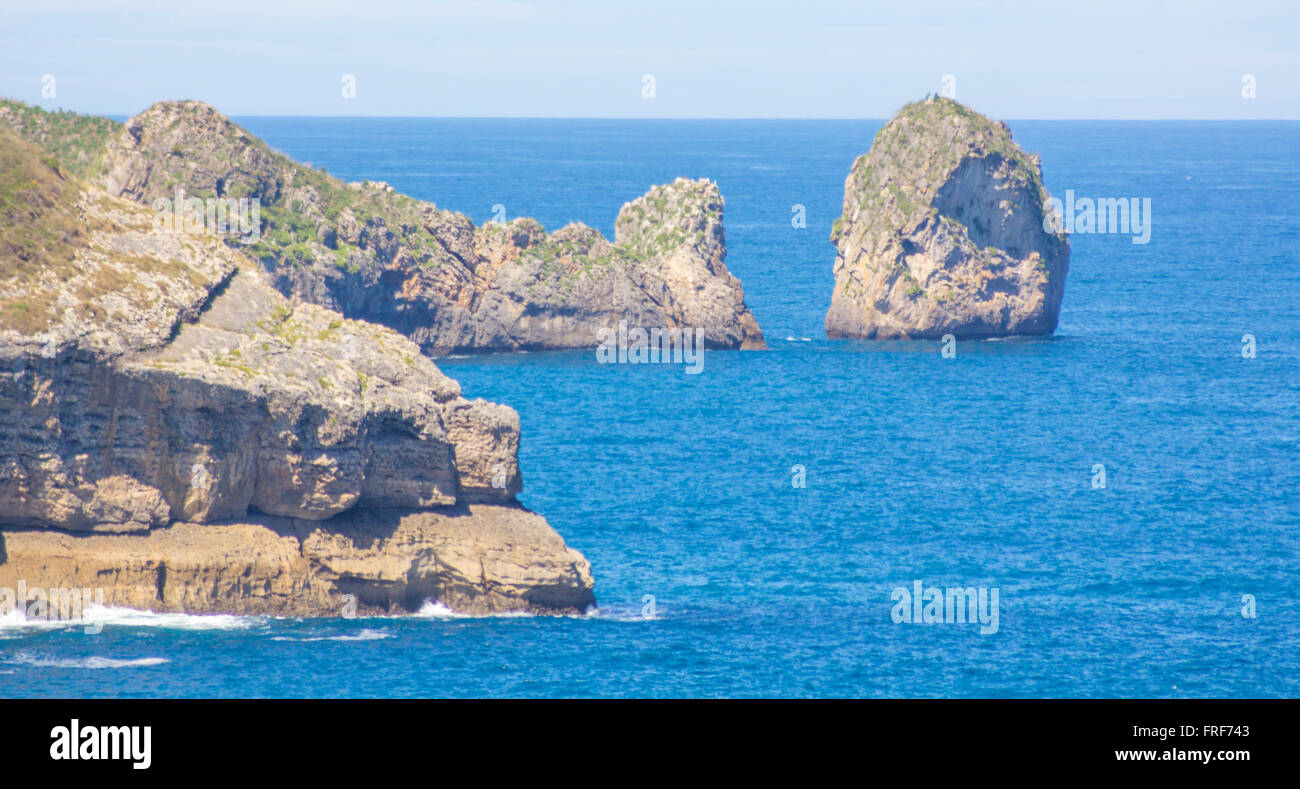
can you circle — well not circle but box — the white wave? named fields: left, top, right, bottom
left=408, top=601, right=647, bottom=621
left=2, top=604, right=264, bottom=633
left=4, top=652, right=169, bottom=670
left=79, top=606, right=264, bottom=631
left=584, top=605, right=659, bottom=622
left=413, top=600, right=462, bottom=618
left=271, top=628, right=391, bottom=642
left=408, top=600, right=530, bottom=620
left=0, top=607, right=74, bottom=635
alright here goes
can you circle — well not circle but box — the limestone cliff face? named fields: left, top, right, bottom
left=0, top=128, right=593, bottom=615
left=6, top=99, right=765, bottom=353
left=0, top=506, right=593, bottom=617
left=826, top=98, right=1069, bottom=340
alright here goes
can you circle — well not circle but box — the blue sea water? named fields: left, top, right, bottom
left=3, top=118, right=1297, bottom=698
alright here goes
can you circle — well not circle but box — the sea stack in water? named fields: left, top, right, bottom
left=825, top=97, right=1069, bottom=339
left=0, top=128, right=594, bottom=616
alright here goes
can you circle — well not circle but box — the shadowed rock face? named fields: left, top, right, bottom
left=5, top=98, right=764, bottom=353
left=0, top=128, right=593, bottom=614
left=826, top=97, right=1070, bottom=340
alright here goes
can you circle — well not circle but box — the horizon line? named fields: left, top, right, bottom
left=91, top=113, right=1300, bottom=122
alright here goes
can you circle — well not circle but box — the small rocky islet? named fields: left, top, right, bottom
left=827, top=96, right=1069, bottom=340
left=0, top=96, right=1067, bottom=618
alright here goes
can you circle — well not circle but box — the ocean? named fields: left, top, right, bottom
left=2, top=118, right=1297, bottom=698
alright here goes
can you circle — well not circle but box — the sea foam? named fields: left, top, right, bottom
left=4, top=652, right=169, bottom=670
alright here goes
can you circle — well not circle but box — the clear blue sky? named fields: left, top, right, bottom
left=2, top=0, right=1296, bottom=119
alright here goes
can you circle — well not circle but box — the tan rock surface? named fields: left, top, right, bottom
left=0, top=505, right=595, bottom=616
left=826, top=97, right=1069, bottom=340
left=0, top=127, right=594, bottom=615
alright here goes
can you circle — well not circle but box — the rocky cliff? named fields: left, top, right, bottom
left=2, top=98, right=765, bottom=353
left=826, top=97, right=1069, bottom=339
left=0, top=128, right=593, bottom=615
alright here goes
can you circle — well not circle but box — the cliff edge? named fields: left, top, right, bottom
left=0, top=128, right=594, bottom=616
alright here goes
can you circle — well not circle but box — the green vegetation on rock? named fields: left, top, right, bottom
left=0, top=98, right=121, bottom=180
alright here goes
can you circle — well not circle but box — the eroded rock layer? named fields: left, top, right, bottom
left=0, top=128, right=593, bottom=614
left=0, top=505, right=594, bottom=616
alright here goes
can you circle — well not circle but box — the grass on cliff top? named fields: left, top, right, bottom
left=0, top=98, right=122, bottom=180
left=0, top=127, right=198, bottom=336
left=0, top=127, right=94, bottom=332
left=108, top=102, right=455, bottom=271
left=884, top=96, right=1039, bottom=180
left=612, top=180, right=720, bottom=263
left=0, top=98, right=683, bottom=287
left=0, top=99, right=382, bottom=276
left=233, top=140, right=457, bottom=272
left=836, top=96, right=1046, bottom=239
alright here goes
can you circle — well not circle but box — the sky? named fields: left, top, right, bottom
left=1, top=0, right=1297, bottom=119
